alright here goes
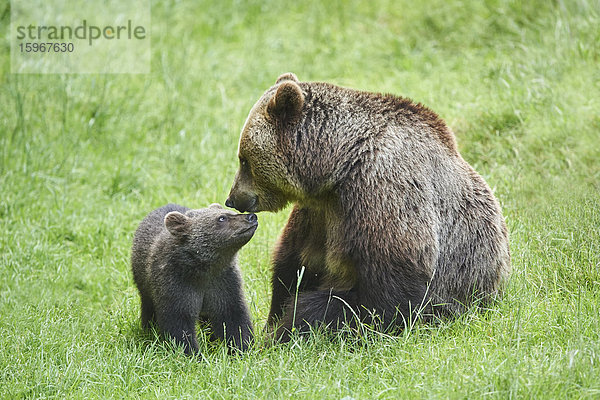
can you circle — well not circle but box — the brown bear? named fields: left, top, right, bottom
left=225, top=73, right=511, bottom=340
left=131, top=203, right=256, bottom=354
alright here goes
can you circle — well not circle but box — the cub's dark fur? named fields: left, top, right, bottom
left=131, top=203, right=256, bottom=354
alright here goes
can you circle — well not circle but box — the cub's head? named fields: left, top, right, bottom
left=164, top=203, right=258, bottom=258
left=226, top=73, right=305, bottom=213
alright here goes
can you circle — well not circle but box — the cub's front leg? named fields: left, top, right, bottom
left=156, top=307, right=199, bottom=355
left=204, top=268, right=254, bottom=352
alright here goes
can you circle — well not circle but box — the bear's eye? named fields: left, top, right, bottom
left=218, top=215, right=227, bottom=222
left=240, top=158, right=248, bottom=168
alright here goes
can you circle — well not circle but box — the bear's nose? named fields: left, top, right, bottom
left=246, top=213, right=257, bottom=223
left=225, top=197, right=234, bottom=208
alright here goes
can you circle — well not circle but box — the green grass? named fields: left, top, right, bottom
left=1, top=0, right=599, bottom=398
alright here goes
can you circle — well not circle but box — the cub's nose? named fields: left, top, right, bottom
left=246, top=213, right=257, bottom=223
left=225, top=197, right=234, bottom=208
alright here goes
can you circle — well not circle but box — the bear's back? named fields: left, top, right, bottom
left=131, top=204, right=190, bottom=286
left=301, top=81, right=510, bottom=311
left=302, top=81, right=458, bottom=156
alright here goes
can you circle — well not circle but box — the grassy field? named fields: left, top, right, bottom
left=1, top=0, right=599, bottom=398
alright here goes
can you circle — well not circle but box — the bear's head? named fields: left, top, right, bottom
left=226, top=73, right=306, bottom=213
left=164, top=203, right=258, bottom=260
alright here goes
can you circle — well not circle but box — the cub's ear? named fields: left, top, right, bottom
left=209, top=203, right=224, bottom=209
left=275, top=72, right=298, bottom=84
left=164, top=211, right=189, bottom=236
left=267, top=81, right=304, bottom=123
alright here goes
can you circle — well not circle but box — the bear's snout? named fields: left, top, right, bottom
left=225, top=193, right=258, bottom=213
left=246, top=213, right=257, bottom=223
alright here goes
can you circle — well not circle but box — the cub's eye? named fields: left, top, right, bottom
left=218, top=215, right=227, bottom=222
left=240, top=158, right=248, bottom=168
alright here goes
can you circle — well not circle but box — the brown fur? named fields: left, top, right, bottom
left=131, top=203, right=256, bottom=353
left=226, top=73, right=511, bottom=340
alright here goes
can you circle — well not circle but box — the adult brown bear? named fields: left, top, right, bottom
left=226, top=73, right=510, bottom=340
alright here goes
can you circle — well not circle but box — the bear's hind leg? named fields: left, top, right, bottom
left=275, top=289, right=359, bottom=342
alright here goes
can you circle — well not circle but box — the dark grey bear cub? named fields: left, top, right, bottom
left=131, top=203, right=256, bottom=354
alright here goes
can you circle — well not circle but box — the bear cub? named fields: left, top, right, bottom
left=131, top=203, right=256, bottom=354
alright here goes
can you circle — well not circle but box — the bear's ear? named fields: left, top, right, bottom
left=267, top=81, right=304, bottom=124
left=164, top=211, right=189, bottom=236
left=275, top=72, right=299, bottom=84
left=209, top=203, right=224, bottom=209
